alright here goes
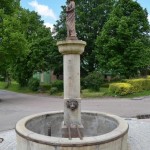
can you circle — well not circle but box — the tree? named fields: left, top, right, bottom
left=13, top=10, right=55, bottom=86
left=27, top=26, right=55, bottom=74
left=0, top=2, right=55, bottom=87
left=54, top=0, right=116, bottom=76
left=0, top=0, right=27, bottom=87
left=0, top=0, right=20, bottom=15
left=96, top=0, right=150, bottom=78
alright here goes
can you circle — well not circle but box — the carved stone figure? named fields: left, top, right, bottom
left=66, top=0, right=77, bottom=40
left=66, top=99, right=78, bottom=111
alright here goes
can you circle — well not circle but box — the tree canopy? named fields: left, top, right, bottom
left=96, top=0, right=150, bottom=78
left=0, top=1, right=55, bottom=86
left=0, top=0, right=26, bottom=80
left=12, top=9, right=55, bottom=86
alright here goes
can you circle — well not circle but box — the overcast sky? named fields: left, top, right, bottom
left=20, top=0, right=150, bottom=30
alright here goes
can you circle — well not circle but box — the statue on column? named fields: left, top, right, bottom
left=66, top=0, right=78, bottom=40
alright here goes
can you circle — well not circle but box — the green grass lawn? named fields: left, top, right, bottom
left=81, top=87, right=150, bottom=98
left=123, top=90, right=150, bottom=98
left=0, top=81, right=32, bottom=93
left=81, top=88, right=108, bottom=98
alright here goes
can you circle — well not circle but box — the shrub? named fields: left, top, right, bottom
left=51, top=80, right=63, bottom=92
left=142, top=79, right=150, bottom=90
left=39, top=84, right=51, bottom=92
left=109, top=83, right=133, bottom=96
left=126, top=78, right=150, bottom=92
left=83, top=71, right=103, bottom=91
left=28, top=78, right=40, bottom=91
left=49, top=87, right=58, bottom=95
left=126, top=79, right=145, bottom=92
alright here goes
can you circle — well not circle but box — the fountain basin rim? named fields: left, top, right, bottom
left=16, top=111, right=128, bottom=147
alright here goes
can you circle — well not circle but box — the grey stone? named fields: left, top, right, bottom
left=1, top=119, right=150, bottom=150
left=15, top=111, right=128, bottom=150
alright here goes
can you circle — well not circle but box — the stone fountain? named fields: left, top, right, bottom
left=16, top=1, right=129, bottom=149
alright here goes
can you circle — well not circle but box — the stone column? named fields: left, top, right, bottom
left=57, top=40, right=86, bottom=138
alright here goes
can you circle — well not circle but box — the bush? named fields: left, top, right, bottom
left=49, top=87, right=58, bottom=95
left=142, top=79, right=150, bottom=90
left=51, top=80, right=63, bottom=92
left=126, top=79, right=144, bottom=92
left=28, top=78, right=40, bottom=91
left=109, top=83, right=133, bottom=96
left=83, top=71, right=103, bottom=91
left=126, top=78, right=150, bottom=92
left=39, top=84, right=51, bottom=92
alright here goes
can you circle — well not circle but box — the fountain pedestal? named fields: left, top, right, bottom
left=57, top=40, right=86, bottom=138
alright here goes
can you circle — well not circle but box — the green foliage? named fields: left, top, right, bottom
left=49, top=80, right=63, bottom=95
left=109, top=78, right=150, bottom=96
left=0, top=81, right=32, bottom=93
left=126, top=79, right=144, bottom=92
left=51, top=80, right=63, bottom=92
left=0, top=0, right=20, bottom=15
left=123, top=90, right=150, bottom=98
left=83, top=72, right=103, bottom=91
left=39, top=84, right=51, bottom=92
left=28, top=78, right=40, bottom=91
left=0, top=75, right=5, bottom=81
left=76, top=0, right=116, bottom=74
left=143, top=79, right=150, bottom=90
left=12, top=10, right=55, bottom=86
left=0, top=2, right=28, bottom=82
left=27, top=26, right=55, bottom=73
left=49, top=87, right=58, bottom=95
left=0, top=2, right=55, bottom=87
left=109, top=83, right=133, bottom=96
left=126, top=78, right=150, bottom=92
left=81, top=88, right=107, bottom=98
left=96, top=0, right=150, bottom=78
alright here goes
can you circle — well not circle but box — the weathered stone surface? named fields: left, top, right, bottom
left=57, top=40, right=86, bottom=55
left=57, top=40, right=86, bottom=131
left=15, top=111, right=128, bottom=150
left=66, top=0, right=77, bottom=39
left=1, top=119, right=150, bottom=150
left=61, top=123, right=84, bottom=139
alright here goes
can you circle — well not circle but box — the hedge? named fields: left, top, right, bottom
left=109, top=77, right=150, bottom=96
left=109, top=83, right=133, bottom=96
left=126, top=78, right=150, bottom=92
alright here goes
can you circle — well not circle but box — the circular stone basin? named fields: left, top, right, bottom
left=16, top=111, right=129, bottom=150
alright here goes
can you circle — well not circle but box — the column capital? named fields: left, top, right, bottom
left=57, top=40, right=86, bottom=55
